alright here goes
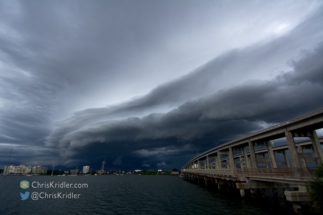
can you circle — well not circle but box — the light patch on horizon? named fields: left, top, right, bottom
left=274, top=23, right=291, bottom=34
left=134, top=145, right=192, bottom=158
left=157, top=161, right=166, bottom=167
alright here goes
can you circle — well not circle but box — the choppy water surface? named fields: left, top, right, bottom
left=0, top=175, right=294, bottom=215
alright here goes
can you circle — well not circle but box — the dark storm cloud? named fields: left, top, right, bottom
left=0, top=0, right=243, bottom=149
left=45, top=4, right=323, bottom=157
left=45, top=4, right=323, bottom=151
left=1, top=1, right=322, bottom=168
left=48, top=41, right=323, bottom=167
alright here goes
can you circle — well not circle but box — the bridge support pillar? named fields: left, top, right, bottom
left=310, top=130, right=323, bottom=164
left=297, top=146, right=307, bottom=167
left=239, top=189, right=245, bottom=197
left=204, top=177, right=208, bottom=187
left=242, top=146, right=250, bottom=168
left=282, top=150, right=290, bottom=167
left=248, top=140, right=257, bottom=168
left=272, top=188, right=278, bottom=197
left=261, top=189, right=267, bottom=198
left=285, top=189, right=311, bottom=215
left=285, top=130, right=301, bottom=168
left=216, top=153, right=222, bottom=169
left=267, top=141, right=277, bottom=168
left=250, top=189, right=257, bottom=198
left=229, top=147, right=235, bottom=170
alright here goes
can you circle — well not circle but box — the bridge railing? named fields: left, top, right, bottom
left=183, top=167, right=316, bottom=181
left=183, top=169, right=234, bottom=176
left=236, top=168, right=315, bottom=181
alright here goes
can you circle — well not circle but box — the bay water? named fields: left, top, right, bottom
left=0, top=175, right=294, bottom=215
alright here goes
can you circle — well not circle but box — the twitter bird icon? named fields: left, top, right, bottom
left=20, top=191, right=30, bottom=200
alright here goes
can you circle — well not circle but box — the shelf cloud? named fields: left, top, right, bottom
left=0, top=1, right=322, bottom=169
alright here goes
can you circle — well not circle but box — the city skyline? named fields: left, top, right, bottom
left=1, top=1, right=323, bottom=170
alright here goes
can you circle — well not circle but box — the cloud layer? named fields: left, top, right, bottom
left=47, top=30, right=323, bottom=168
left=0, top=1, right=322, bottom=169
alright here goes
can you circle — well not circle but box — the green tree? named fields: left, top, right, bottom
left=309, top=164, right=323, bottom=213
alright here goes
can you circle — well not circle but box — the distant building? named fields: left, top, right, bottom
left=97, top=170, right=106, bottom=175
left=4, top=164, right=47, bottom=174
left=32, top=165, right=48, bottom=174
left=70, top=169, right=79, bottom=175
left=83, top=166, right=90, bottom=174
left=4, top=164, right=31, bottom=174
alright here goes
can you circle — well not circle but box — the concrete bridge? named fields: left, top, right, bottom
left=181, top=108, right=323, bottom=213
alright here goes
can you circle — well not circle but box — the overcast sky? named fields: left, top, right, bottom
left=1, top=0, right=323, bottom=170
